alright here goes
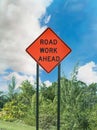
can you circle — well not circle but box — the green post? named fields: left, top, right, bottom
left=57, top=64, right=61, bottom=130
left=36, top=63, right=39, bottom=130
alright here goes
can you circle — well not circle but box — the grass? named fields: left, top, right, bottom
left=0, top=120, right=35, bottom=130
left=2, top=120, right=96, bottom=130
left=0, top=120, right=56, bottom=130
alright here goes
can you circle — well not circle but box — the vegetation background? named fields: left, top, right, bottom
left=0, top=67, right=97, bottom=130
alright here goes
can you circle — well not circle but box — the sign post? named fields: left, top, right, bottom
left=36, top=63, right=39, bottom=130
left=57, top=64, right=61, bottom=130
left=26, top=28, right=71, bottom=130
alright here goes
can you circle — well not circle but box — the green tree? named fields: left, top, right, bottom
left=0, top=91, right=8, bottom=110
left=8, top=76, right=16, bottom=100
left=61, top=76, right=97, bottom=130
left=1, top=99, right=28, bottom=121
left=19, top=80, right=35, bottom=106
left=1, top=80, right=35, bottom=122
left=40, top=82, right=57, bottom=101
left=39, top=82, right=57, bottom=129
left=0, top=91, right=4, bottom=109
left=39, top=94, right=57, bottom=130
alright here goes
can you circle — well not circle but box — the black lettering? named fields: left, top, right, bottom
left=49, top=48, right=53, bottom=53
left=40, top=39, right=44, bottom=45
left=53, top=48, right=57, bottom=53
left=52, top=56, right=55, bottom=61
left=47, top=56, right=51, bottom=62
left=53, top=39, right=57, bottom=45
left=40, top=48, right=45, bottom=53
left=38, top=56, right=42, bottom=61
left=40, top=48, right=57, bottom=53
left=56, top=56, right=60, bottom=61
left=49, top=40, right=52, bottom=44
left=45, top=48, right=48, bottom=53
left=45, top=39, right=48, bottom=45
left=40, top=39, right=57, bottom=45
left=38, top=56, right=60, bottom=62
left=43, top=56, right=47, bottom=61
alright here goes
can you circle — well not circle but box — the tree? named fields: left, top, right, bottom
left=39, top=94, right=57, bottom=130
left=40, top=82, right=57, bottom=101
left=1, top=80, right=35, bottom=122
left=19, top=80, right=35, bottom=106
left=61, top=76, right=97, bottom=130
left=0, top=91, right=3, bottom=109
left=1, top=99, right=28, bottom=121
left=0, top=91, right=8, bottom=110
left=8, top=76, right=16, bottom=100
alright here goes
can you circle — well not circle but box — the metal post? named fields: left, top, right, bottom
left=36, top=63, right=39, bottom=130
left=57, top=64, right=61, bottom=130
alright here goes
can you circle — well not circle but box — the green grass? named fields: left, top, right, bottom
left=0, top=120, right=97, bottom=130
left=0, top=120, right=56, bottom=130
left=0, top=120, right=35, bottom=130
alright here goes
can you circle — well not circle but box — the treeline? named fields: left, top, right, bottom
left=0, top=72, right=97, bottom=130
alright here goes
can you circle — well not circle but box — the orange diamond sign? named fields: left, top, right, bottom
left=26, top=28, right=71, bottom=73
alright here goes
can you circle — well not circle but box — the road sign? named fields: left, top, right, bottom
left=26, top=28, right=71, bottom=73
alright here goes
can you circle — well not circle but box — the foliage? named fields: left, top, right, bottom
left=19, top=80, right=35, bottom=106
left=1, top=80, right=35, bottom=122
left=23, top=94, right=36, bottom=126
left=40, top=82, right=57, bottom=101
left=61, top=78, right=97, bottom=130
left=1, top=99, right=28, bottom=121
left=8, top=76, right=16, bottom=100
left=1, top=69, right=97, bottom=130
left=0, top=91, right=8, bottom=110
left=39, top=95, right=56, bottom=130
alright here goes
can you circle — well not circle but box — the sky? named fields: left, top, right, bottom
left=0, top=0, right=97, bottom=91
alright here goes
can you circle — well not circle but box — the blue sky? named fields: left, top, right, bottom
left=0, top=0, right=97, bottom=91
left=40, top=0, right=97, bottom=82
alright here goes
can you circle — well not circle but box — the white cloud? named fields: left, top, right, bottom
left=64, top=0, right=85, bottom=12
left=0, top=0, right=53, bottom=75
left=3, top=72, right=35, bottom=89
left=44, top=15, right=51, bottom=24
left=77, top=61, right=97, bottom=85
left=0, top=0, right=53, bottom=91
left=44, top=80, right=52, bottom=87
left=1, top=72, right=52, bottom=91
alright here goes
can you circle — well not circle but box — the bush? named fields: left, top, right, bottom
left=1, top=100, right=28, bottom=121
